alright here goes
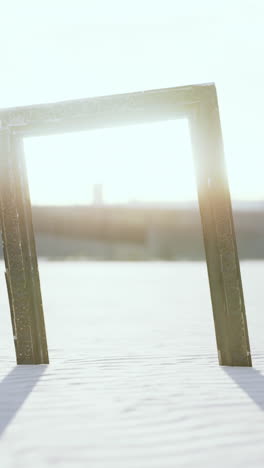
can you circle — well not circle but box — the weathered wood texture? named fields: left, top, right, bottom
left=189, top=87, right=251, bottom=366
left=0, top=130, right=49, bottom=364
left=0, top=83, right=252, bottom=366
left=0, top=84, right=205, bottom=136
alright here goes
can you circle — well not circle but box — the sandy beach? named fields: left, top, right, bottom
left=0, top=261, right=264, bottom=467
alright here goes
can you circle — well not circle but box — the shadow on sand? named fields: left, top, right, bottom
left=223, top=366, right=264, bottom=410
left=0, top=365, right=47, bottom=437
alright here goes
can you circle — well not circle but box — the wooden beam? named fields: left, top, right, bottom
left=0, top=84, right=204, bottom=137
left=190, top=86, right=252, bottom=366
left=0, top=129, right=49, bottom=364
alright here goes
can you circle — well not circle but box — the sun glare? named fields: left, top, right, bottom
left=23, top=119, right=197, bottom=206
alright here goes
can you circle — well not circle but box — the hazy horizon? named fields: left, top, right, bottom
left=29, top=199, right=264, bottom=207
left=24, top=119, right=264, bottom=207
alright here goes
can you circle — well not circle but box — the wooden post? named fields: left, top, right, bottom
left=190, top=86, right=252, bottom=366
left=0, top=129, right=49, bottom=364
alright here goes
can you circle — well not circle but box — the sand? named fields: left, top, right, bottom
left=0, top=261, right=264, bottom=467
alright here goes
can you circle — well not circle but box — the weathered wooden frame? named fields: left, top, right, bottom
left=0, top=83, right=252, bottom=366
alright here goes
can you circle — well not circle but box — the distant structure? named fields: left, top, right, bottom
left=93, top=184, right=103, bottom=205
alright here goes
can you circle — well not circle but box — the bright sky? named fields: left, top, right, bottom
left=24, top=120, right=196, bottom=204
left=1, top=1, right=264, bottom=205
